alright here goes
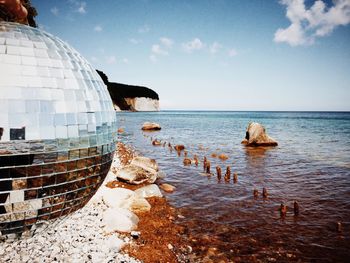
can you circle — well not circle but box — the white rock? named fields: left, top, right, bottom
left=130, top=197, right=151, bottom=213
left=130, top=156, right=158, bottom=173
left=116, top=164, right=157, bottom=185
left=102, top=208, right=139, bottom=233
left=160, top=183, right=176, bottom=193
left=134, top=184, right=163, bottom=198
left=105, top=235, right=124, bottom=251
left=102, top=187, right=136, bottom=209
left=241, top=122, right=278, bottom=147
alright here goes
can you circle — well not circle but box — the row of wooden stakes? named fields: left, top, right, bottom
left=149, top=136, right=304, bottom=218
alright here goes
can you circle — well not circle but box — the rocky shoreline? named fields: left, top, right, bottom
left=0, top=142, right=191, bottom=263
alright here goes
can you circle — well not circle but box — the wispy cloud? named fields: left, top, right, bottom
left=138, top=24, right=150, bottom=33
left=151, top=44, right=169, bottom=56
left=77, top=1, right=86, bottom=13
left=68, top=0, right=87, bottom=14
left=129, top=38, right=142, bottom=44
left=209, top=42, right=222, bottom=54
left=51, top=7, right=59, bottom=16
left=149, top=37, right=174, bottom=62
left=274, top=0, right=350, bottom=46
left=228, top=49, right=238, bottom=57
left=106, top=56, right=116, bottom=64
left=182, top=38, right=205, bottom=53
left=94, top=25, right=103, bottom=32
left=160, top=37, right=174, bottom=48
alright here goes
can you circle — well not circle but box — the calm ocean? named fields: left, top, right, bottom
left=117, top=111, right=350, bottom=262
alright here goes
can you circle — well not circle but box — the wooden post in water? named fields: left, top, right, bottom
left=216, top=166, right=221, bottom=180
left=253, top=189, right=259, bottom=198
left=337, top=222, right=342, bottom=232
left=293, top=201, right=299, bottom=216
left=177, top=149, right=181, bottom=157
left=233, top=172, right=238, bottom=183
left=262, top=188, right=268, bottom=198
left=206, top=161, right=211, bottom=174
left=280, top=203, right=287, bottom=217
left=194, top=155, right=198, bottom=166
left=225, top=166, right=231, bottom=182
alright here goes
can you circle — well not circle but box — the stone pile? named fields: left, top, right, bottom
left=0, top=174, right=140, bottom=262
left=0, top=148, right=171, bottom=263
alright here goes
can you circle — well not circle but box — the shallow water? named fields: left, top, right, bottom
left=117, top=111, right=350, bottom=262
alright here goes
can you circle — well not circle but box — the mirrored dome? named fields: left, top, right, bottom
left=0, top=22, right=117, bottom=240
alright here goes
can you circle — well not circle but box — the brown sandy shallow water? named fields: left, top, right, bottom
left=113, top=142, right=194, bottom=262
left=107, top=180, right=193, bottom=263
left=116, top=112, right=350, bottom=262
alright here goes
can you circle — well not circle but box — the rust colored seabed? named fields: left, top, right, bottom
left=124, top=197, right=192, bottom=263
left=108, top=180, right=192, bottom=262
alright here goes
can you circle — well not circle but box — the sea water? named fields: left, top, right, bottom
left=117, top=111, right=350, bottom=262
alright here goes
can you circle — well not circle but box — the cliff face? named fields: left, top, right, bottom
left=96, top=70, right=159, bottom=112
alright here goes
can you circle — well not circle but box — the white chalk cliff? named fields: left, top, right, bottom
left=124, top=97, right=159, bottom=112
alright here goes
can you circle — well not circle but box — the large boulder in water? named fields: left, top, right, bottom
left=141, top=122, right=161, bottom=131
left=241, top=122, right=278, bottom=147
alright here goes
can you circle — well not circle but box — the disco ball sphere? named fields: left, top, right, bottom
left=0, top=22, right=117, bottom=240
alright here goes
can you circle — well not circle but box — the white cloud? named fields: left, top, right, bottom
left=274, top=0, right=350, bottom=46
left=138, top=24, right=150, bottom=33
left=51, top=7, right=59, bottom=16
left=149, top=37, right=173, bottom=62
left=182, top=38, right=205, bottom=53
left=129, top=38, right=142, bottom=44
left=122, top=58, right=129, bottom=64
left=106, top=56, right=116, bottom=64
left=151, top=44, right=168, bottom=56
left=94, top=25, right=103, bottom=32
left=150, top=55, right=157, bottom=63
left=77, top=1, right=86, bottom=14
left=160, top=37, right=174, bottom=48
left=228, top=49, right=238, bottom=57
left=68, top=0, right=87, bottom=14
left=209, top=42, right=222, bottom=54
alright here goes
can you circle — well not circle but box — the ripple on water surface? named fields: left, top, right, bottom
left=118, top=111, right=350, bottom=262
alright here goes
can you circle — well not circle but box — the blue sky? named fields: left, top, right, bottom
left=32, top=0, right=350, bottom=111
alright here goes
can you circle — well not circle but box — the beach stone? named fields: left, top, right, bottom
left=130, top=197, right=151, bottom=213
left=174, top=145, right=185, bottom=151
left=102, top=208, right=139, bottom=233
left=105, top=235, right=124, bottom=251
left=218, top=154, right=229, bottom=160
left=134, top=184, right=163, bottom=198
left=141, top=122, right=161, bottom=131
left=241, top=122, right=278, bottom=147
left=130, top=156, right=158, bottom=173
left=160, top=183, right=176, bottom=193
left=102, top=187, right=136, bottom=209
left=116, top=164, right=157, bottom=185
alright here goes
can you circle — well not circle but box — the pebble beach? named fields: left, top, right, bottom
left=0, top=141, right=188, bottom=263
